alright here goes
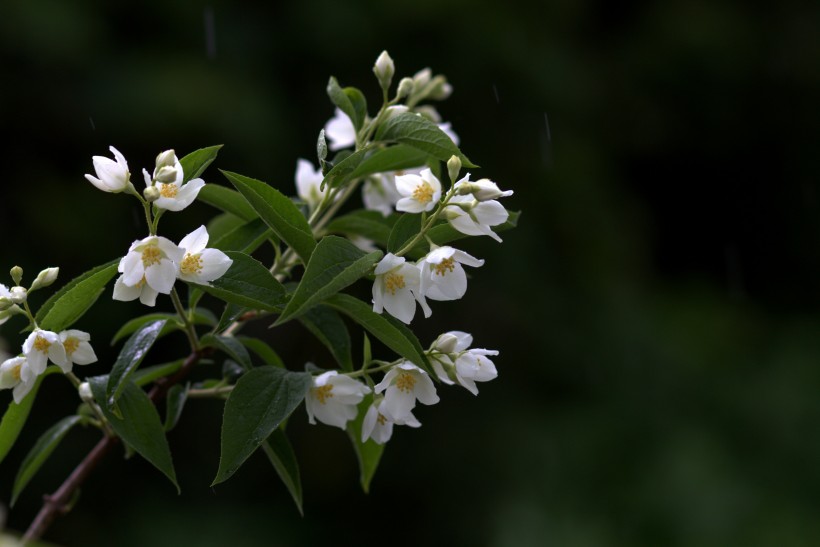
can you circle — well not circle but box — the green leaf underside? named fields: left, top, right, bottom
left=327, top=77, right=366, bottom=130
left=213, top=367, right=312, bottom=486
left=193, top=251, right=287, bottom=311
left=111, top=312, right=217, bottom=346
left=89, top=377, right=178, bottom=491
left=237, top=337, right=285, bottom=368
left=324, top=294, right=432, bottom=375
left=276, top=236, right=383, bottom=325
left=375, top=112, right=477, bottom=167
left=12, top=415, right=82, bottom=506
left=197, top=184, right=259, bottom=221
left=350, top=145, right=429, bottom=179
left=210, top=217, right=271, bottom=254
left=179, top=145, right=223, bottom=182
left=261, top=429, right=303, bottom=514
left=164, top=384, right=188, bottom=432
left=221, top=170, right=316, bottom=264
left=201, top=334, right=252, bottom=371
left=106, top=320, right=167, bottom=407
left=36, top=260, right=119, bottom=333
left=387, top=213, right=422, bottom=253
left=0, top=368, right=59, bottom=466
left=298, top=305, right=354, bottom=372
left=346, top=395, right=385, bottom=493
left=325, top=210, right=396, bottom=247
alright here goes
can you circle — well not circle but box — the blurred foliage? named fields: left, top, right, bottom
left=1, top=0, right=820, bottom=545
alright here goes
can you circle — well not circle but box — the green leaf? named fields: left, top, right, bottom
left=193, top=251, right=287, bottom=311
left=89, top=377, right=178, bottom=491
left=345, top=87, right=368, bottom=131
left=110, top=311, right=216, bottom=346
left=207, top=212, right=245, bottom=241
left=346, top=395, right=384, bottom=493
left=261, top=429, right=303, bottom=515
left=11, top=415, right=82, bottom=506
left=387, top=212, right=422, bottom=253
left=298, top=305, right=354, bottom=372
left=213, top=366, right=312, bottom=485
left=0, top=368, right=59, bottom=466
left=350, top=145, right=429, bottom=179
left=376, top=112, right=477, bottom=167
left=214, top=302, right=247, bottom=334
left=164, top=384, right=188, bottom=432
left=132, top=360, right=184, bottom=387
left=106, top=320, right=167, bottom=407
left=198, top=184, right=258, bottom=221
left=322, top=148, right=370, bottom=190
left=238, top=336, right=284, bottom=368
left=201, top=333, right=252, bottom=371
left=36, top=260, right=119, bottom=333
left=276, top=236, right=382, bottom=325
left=325, top=294, right=432, bottom=375
left=210, top=217, right=271, bottom=254
left=327, top=77, right=366, bottom=130
left=325, top=210, right=396, bottom=247
left=179, top=145, right=223, bottom=182
left=222, top=170, right=316, bottom=264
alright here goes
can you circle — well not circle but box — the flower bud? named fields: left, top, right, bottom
left=143, top=185, right=161, bottom=202
left=9, top=266, right=23, bottom=286
left=316, top=129, right=328, bottom=162
left=470, top=178, right=514, bottom=201
left=154, top=165, right=178, bottom=183
left=9, top=286, right=27, bottom=305
left=155, top=149, right=176, bottom=169
left=29, top=267, right=59, bottom=291
left=434, top=332, right=460, bottom=354
left=78, top=382, right=94, bottom=403
left=373, top=50, right=395, bottom=92
left=396, top=77, right=414, bottom=100
left=428, top=76, right=453, bottom=100
left=0, top=297, right=12, bottom=312
left=447, top=155, right=462, bottom=184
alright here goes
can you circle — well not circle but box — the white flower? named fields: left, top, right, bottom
left=417, top=246, right=484, bottom=318
left=22, top=329, right=67, bottom=375
left=374, top=361, right=439, bottom=421
left=361, top=396, right=421, bottom=445
left=468, top=178, right=513, bottom=201
left=59, top=330, right=98, bottom=373
left=395, top=168, right=442, bottom=213
left=430, top=331, right=498, bottom=395
left=363, top=168, right=419, bottom=216
left=0, top=285, right=11, bottom=326
left=84, top=146, right=130, bottom=193
left=116, top=235, right=185, bottom=299
left=444, top=177, right=509, bottom=243
left=112, top=275, right=160, bottom=307
left=142, top=150, right=205, bottom=212
left=295, top=158, right=327, bottom=209
left=324, top=108, right=356, bottom=151
left=176, top=226, right=233, bottom=285
left=305, top=371, right=371, bottom=429
left=0, top=357, right=37, bottom=404
left=29, top=267, right=59, bottom=292
left=373, top=50, right=395, bottom=89
left=372, top=253, right=421, bottom=324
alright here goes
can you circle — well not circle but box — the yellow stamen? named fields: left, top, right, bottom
left=313, top=384, right=333, bottom=404
left=412, top=182, right=434, bottom=204
left=11, top=364, right=21, bottom=382
left=159, top=183, right=178, bottom=198
left=384, top=273, right=405, bottom=295
left=64, top=338, right=80, bottom=356
left=395, top=372, right=416, bottom=393
left=180, top=253, right=203, bottom=275
left=34, top=336, right=51, bottom=354
left=434, top=258, right=455, bottom=276
left=377, top=413, right=387, bottom=426
left=141, top=246, right=162, bottom=267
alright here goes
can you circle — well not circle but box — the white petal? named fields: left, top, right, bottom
left=413, top=374, right=440, bottom=406
left=425, top=246, right=456, bottom=264
left=395, top=174, right=423, bottom=197
left=112, top=276, right=140, bottom=302
left=382, top=386, right=416, bottom=421
left=453, top=249, right=484, bottom=268
left=178, top=225, right=209, bottom=254
left=138, top=285, right=159, bottom=307
left=157, top=237, right=185, bottom=263
left=70, top=341, right=98, bottom=366
left=383, top=289, right=416, bottom=324
left=146, top=260, right=177, bottom=294
left=197, top=249, right=233, bottom=282
left=374, top=253, right=405, bottom=275
left=426, top=264, right=467, bottom=301
left=473, top=200, right=509, bottom=226
left=395, top=197, right=428, bottom=214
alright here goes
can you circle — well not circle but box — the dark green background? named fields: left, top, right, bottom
left=2, top=1, right=820, bottom=545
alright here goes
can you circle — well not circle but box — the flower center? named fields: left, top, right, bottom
left=141, top=246, right=162, bottom=268
left=384, top=273, right=405, bottom=295
left=313, top=384, right=333, bottom=404
left=34, top=335, right=51, bottom=354
left=64, top=338, right=80, bottom=356
left=412, top=182, right=434, bottom=204
left=136, top=275, right=147, bottom=288
left=11, top=363, right=21, bottom=381
left=180, top=253, right=203, bottom=275
left=395, top=372, right=416, bottom=393
left=159, top=183, right=178, bottom=198
left=434, top=258, right=455, bottom=276
left=377, top=413, right=387, bottom=426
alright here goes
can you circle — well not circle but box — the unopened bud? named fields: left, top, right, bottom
left=0, top=297, right=12, bottom=311
left=154, top=165, right=178, bottom=183
left=29, top=267, right=59, bottom=292
left=317, top=129, right=328, bottom=162
left=9, top=266, right=23, bottom=286
left=435, top=333, right=459, bottom=354
left=396, top=77, right=414, bottom=100
left=447, top=155, right=462, bottom=184
left=155, top=149, right=176, bottom=169
left=373, top=50, right=395, bottom=92
left=78, top=382, right=94, bottom=403
left=413, top=68, right=432, bottom=91
left=143, top=185, right=161, bottom=202
left=9, top=286, right=27, bottom=305
left=471, top=179, right=514, bottom=201
left=428, top=76, right=453, bottom=100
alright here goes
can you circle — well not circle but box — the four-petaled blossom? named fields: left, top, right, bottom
left=295, top=158, right=327, bottom=209
left=363, top=168, right=420, bottom=216
left=442, top=175, right=511, bottom=242
left=0, top=357, right=37, bottom=404
left=85, top=146, right=131, bottom=193
left=22, top=329, right=67, bottom=375
left=372, top=253, right=421, bottom=324
left=361, top=396, right=421, bottom=445
left=395, top=168, right=442, bottom=213
left=430, top=331, right=499, bottom=395
left=115, top=236, right=185, bottom=305
left=417, top=246, right=484, bottom=318
left=176, top=226, right=233, bottom=285
left=324, top=108, right=356, bottom=151
left=59, top=330, right=98, bottom=373
left=374, top=361, right=439, bottom=421
left=305, top=371, right=371, bottom=429
left=142, top=150, right=205, bottom=212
